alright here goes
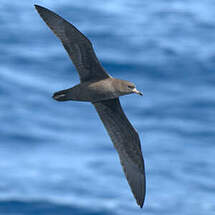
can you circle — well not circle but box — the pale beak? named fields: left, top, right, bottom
left=133, top=88, right=143, bottom=96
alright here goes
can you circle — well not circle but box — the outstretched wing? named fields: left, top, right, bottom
left=35, top=5, right=110, bottom=82
left=93, top=98, right=146, bottom=208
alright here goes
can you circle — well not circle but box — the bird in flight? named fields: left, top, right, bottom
left=35, top=5, right=146, bottom=208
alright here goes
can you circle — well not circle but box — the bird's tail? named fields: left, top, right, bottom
left=52, top=89, right=71, bottom=101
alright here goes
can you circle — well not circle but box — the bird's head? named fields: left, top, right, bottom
left=116, top=80, right=143, bottom=96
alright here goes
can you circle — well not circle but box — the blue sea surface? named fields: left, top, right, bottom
left=0, top=0, right=215, bottom=214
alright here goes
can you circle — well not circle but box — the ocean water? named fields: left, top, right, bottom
left=0, top=0, right=215, bottom=214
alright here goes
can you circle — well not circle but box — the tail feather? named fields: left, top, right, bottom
left=52, top=89, right=70, bottom=101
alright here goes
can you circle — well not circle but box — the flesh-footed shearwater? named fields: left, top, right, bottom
left=35, top=5, right=146, bottom=208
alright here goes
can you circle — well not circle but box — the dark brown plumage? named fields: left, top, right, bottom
left=35, top=4, right=145, bottom=208
left=93, top=99, right=145, bottom=207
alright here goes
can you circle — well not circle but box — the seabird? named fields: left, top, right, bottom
left=35, top=5, right=146, bottom=208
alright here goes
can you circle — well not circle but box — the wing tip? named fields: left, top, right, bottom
left=34, top=4, right=45, bottom=9
left=137, top=199, right=144, bottom=208
left=34, top=4, right=51, bottom=16
left=34, top=4, right=42, bottom=11
left=136, top=191, right=145, bottom=208
left=34, top=4, right=46, bottom=16
left=130, top=167, right=146, bottom=208
left=137, top=178, right=146, bottom=208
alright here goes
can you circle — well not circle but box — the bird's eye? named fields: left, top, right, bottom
left=128, top=85, right=134, bottom=89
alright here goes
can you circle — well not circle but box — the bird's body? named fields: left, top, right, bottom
left=35, top=5, right=146, bottom=208
left=53, top=78, right=139, bottom=102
